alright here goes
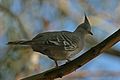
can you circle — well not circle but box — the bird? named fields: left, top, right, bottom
left=7, top=13, right=93, bottom=67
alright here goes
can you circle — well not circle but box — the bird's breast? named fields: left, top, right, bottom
left=67, top=39, right=84, bottom=58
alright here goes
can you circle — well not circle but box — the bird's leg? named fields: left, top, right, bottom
left=54, top=60, right=59, bottom=68
left=49, top=56, right=59, bottom=68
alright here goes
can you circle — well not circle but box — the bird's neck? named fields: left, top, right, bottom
left=74, top=28, right=86, bottom=39
left=73, top=31, right=86, bottom=49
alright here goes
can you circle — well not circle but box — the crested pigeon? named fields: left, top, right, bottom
left=7, top=13, right=93, bottom=67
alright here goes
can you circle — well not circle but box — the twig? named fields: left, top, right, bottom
left=21, top=29, right=120, bottom=80
left=86, top=36, right=120, bottom=57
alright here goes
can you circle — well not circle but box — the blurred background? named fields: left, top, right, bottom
left=0, top=0, right=120, bottom=80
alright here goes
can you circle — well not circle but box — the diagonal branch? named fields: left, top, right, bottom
left=21, top=29, right=120, bottom=80
left=86, top=36, right=120, bottom=57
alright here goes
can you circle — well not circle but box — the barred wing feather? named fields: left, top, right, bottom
left=32, top=31, right=79, bottom=51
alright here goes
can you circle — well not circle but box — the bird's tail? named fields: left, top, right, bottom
left=7, top=40, right=33, bottom=45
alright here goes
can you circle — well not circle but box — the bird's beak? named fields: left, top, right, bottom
left=88, top=31, right=93, bottom=35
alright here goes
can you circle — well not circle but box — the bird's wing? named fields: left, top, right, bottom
left=32, top=31, right=79, bottom=51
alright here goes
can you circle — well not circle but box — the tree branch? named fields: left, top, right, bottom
left=21, top=29, right=120, bottom=80
left=86, top=36, right=120, bottom=57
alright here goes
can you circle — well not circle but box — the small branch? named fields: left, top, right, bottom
left=86, top=35, right=120, bottom=57
left=105, top=49, right=120, bottom=57
left=21, top=29, right=120, bottom=80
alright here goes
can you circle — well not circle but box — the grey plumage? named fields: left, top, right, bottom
left=7, top=13, right=93, bottom=67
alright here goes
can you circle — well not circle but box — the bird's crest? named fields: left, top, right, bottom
left=84, top=12, right=90, bottom=25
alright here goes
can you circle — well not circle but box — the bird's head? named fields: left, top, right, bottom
left=75, top=13, right=93, bottom=35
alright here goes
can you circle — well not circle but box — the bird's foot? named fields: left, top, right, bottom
left=66, top=59, right=71, bottom=63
